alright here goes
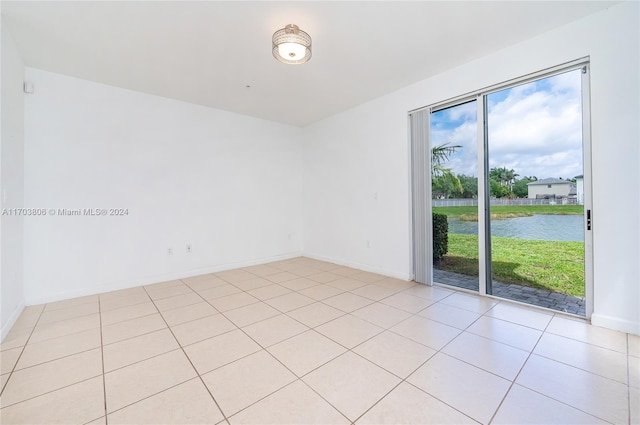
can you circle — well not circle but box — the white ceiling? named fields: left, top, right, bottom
left=2, top=1, right=619, bottom=126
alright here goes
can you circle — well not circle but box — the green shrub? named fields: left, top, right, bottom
left=433, top=213, right=448, bottom=262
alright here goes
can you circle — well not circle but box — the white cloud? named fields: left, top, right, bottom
left=432, top=70, right=584, bottom=180
left=431, top=117, right=478, bottom=176
left=446, top=101, right=476, bottom=122
left=487, top=71, right=583, bottom=178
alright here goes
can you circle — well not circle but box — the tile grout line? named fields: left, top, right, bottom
left=198, top=266, right=351, bottom=422
left=495, top=314, right=623, bottom=424
left=258, top=280, right=461, bottom=422
left=144, top=283, right=232, bottom=425
left=14, top=314, right=102, bottom=347
left=101, top=315, right=165, bottom=347
left=185, top=276, right=308, bottom=421
left=130, top=273, right=621, bottom=425
left=0, top=375, right=104, bottom=410
left=31, top=309, right=98, bottom=328
left=0, top=309, right=103, bottom=412
left=107, top=260, right=339, bottom=421
left=97, top=296, right=109, bottom=424
left=0, top=305, right=46, bottom=398
left=0, top=267, right=260, bottom=407
left=9, top=345, right=102, bottom=376
left=209, top=268, right=489, bottom=422
left=103, top=374, right=205, bottom=418
left=3, top=270, right=464, bottom=410
left=103, top=346, right=185, bottom=374
left=293, top=378, right=353, bottom=424
left=531, top=350, right=630, bottom=386
left=352, top=298, right=502, bottom=424
left=486, top=311, right=555, bottom=424
left=475, top=303, right=542, bottom=421
left=368, top=290, right=505, bottom=422
left=505, top=379, right=620, bottom=424
left=185, top=272, right=356, bottom=423
left=541, top=329, right=632, bottom=354
left=230, top=327, right=353, bottom=424
left=39, top=296, right=98, bottom=312
left=2, top=263, right=387, bottom=418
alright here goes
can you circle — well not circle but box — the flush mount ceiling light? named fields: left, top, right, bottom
left=272, top=24, right=311, bottom=64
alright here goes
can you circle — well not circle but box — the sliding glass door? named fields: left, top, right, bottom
left=484, top=69, right=587, bottom=315
left=412, top=61, right=592, bottom=317
left=430, top=101, right=479, bottom=292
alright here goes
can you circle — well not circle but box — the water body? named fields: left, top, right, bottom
left=447, top=214, right=584, bottom=242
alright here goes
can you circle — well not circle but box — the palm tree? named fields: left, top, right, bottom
left=431, top=143, right=461, bottom=175
left=489, top=166, right=518, bottom=190
left=489, top=167, right=507, bottom=186
left=504, top=168, right=519, bottom=190
left=431, top=143, right=462, bottom=198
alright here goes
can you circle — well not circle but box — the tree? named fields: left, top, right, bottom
left=458, top=174, right=478, bottom=198
left=490, top=166, right=518, bottom=190
left=490, top=179, right=511, bottom=198
left=504, top=168, right=519, bottom=190
left=489, top=167, right=508, bottom=187
left=513, top=177, right=535, bottom=198
left=431, top=143, right=463, bottom=198
left=431, top=143, right=461, bottom=176
left=433, top=173, right=463, bottom=199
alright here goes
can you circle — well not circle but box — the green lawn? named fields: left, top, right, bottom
left=437, top=233, right=585, bottom=297
left=433, top=204, right=583, bottom=217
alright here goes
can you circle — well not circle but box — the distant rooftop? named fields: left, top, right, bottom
left=527, top=178, right=572, bottom=186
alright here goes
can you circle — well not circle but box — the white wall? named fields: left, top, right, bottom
left=1, top=19, right=26, bottom=340
left=23, top=69, right=303, bottom=304
left=303, top=100, right=412, bottom=279
left=303, top=2, right=639, bottom=334
left=576, top=177, right=584, bottom=205
left=527, top=183, right=572, bottom=199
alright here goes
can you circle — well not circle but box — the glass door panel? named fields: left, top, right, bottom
left=430, top=100, right=479, bottom=291
left=485, top=69, right=586, bottom=315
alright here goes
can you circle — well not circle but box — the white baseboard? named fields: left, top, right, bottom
left=302, top=252, right=412, bottom=281
left=25, top=251, right=303, bottom=306
left=1, top=301, right=25, bottom=343
left=591, top=312, right=640, bottom=336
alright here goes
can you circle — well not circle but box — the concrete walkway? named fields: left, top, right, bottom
left=433, top=268, right=586, bottom=316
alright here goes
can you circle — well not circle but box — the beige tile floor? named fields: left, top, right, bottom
left=1, top=257, right=638, bottom=424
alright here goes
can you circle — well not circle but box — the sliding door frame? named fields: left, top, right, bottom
left=581, top=63, right=594, bottom=318
left=409, top=58, right=593, bottom=318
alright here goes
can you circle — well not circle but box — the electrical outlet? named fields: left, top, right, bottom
left=186, top=244, right=192, bottom=253
left=167, top=248, right=173, bottom=255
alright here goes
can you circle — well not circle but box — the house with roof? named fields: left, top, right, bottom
left=527, top=178, right=573, bottom=199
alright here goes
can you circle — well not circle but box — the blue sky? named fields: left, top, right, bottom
left=430, top=69, right=583, bottom=180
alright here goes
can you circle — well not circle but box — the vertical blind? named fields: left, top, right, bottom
left=409, top=109, right=432, bottom=285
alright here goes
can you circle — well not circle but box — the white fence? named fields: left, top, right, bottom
left=433, top=198, right=579, bottom=207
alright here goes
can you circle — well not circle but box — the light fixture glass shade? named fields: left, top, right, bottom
left=277, top=42, right=306, bottom=61
left=272, top=24, right=311, bottom=64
